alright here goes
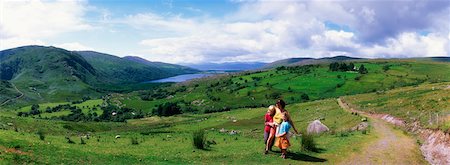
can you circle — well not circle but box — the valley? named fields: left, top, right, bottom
left=0, top=46, right=449, bottom=164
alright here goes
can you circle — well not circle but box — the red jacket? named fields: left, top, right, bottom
left=264, top=113, right=273, bottom=132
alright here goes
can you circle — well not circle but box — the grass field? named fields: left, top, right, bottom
left=343, top=82, right=450, bottom=132
left=116, top=61, right=450, bottom=114
left=0, top=99, right=376, bottom=164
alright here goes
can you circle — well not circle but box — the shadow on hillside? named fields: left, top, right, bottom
left=271, top=150, right=327, bottom=162
left=289, top=152, right=327, bottom=162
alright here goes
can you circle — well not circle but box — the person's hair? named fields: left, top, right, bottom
left=276, top=99, right=286, bottom=109
left=282, top=113, right=289, bottom=121
left=268, top=105, right=276, bottom=116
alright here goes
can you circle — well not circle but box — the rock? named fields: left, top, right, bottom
left=361, top=117, right=368, bottom=122
left=352, top=122, right=369, bottom=131
left=232, top=119, right=237, bottom=123
left=229, top=130, right=238, bottom=135
left=220, top=128, right=227, bottom=133
left=307, top=120, right=329, bottom=134
left=115, top=135, right=121, bottom=139
left=7, top=123, right=13, bottom=126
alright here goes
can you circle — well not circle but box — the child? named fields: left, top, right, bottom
left=275, top=114, right=291, bottom=159
left=264, top=105, right=276, bottom=154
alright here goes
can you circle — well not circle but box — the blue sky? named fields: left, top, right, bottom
left=1, top=0, right=449, bottom=64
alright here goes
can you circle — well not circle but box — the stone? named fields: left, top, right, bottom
left=307, top=120, right=330, bottom=134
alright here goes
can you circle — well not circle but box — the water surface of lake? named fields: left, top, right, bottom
left=147, top=73, right=214, bottom=83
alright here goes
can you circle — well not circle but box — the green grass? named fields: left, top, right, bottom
left=16, top=99, right=104, bottom=118
left=343, top=82, right=450, bottom=132
left=0, top=99, right=376, bottom=164
left=115, top=61, right=450, bottom=114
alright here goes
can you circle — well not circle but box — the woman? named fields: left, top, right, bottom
left=265, top=99, right=298, bottom=154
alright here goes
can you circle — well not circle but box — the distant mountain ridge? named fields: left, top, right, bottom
left=185, top=62, right=267, bottom=71
left=263, top=56, right=364, bottom=68
left=123, top=56, right=199, bottom=74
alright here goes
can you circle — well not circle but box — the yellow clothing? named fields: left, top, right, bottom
left=273, top=109, right=283, bottom=124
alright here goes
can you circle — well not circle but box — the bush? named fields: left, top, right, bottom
left=131, top=137, right=139, bottom=145
left=36, top=130, right=45, bottom=141
left=66, top=137, right=75, bottom=144
left=193, top=129, right=206, bottom=149
left=301, top=133, right=317, bottom=152
left=80, top=137, right=86, bottom=145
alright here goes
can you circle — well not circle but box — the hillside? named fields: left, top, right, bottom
left=0, top=46, right=102, bottom=104
left=343, top=82, right=450, bottom=132
left=185, top=62, right=267, bottom=71
left=263, top=56, right=363, bottom=69
left=122, top=56, right=198, bottom=75
left=0, top=46, right=198, bottom=106
left=77, top=51, right=198, bottom=84
left=1, top=58, right=449, bottom=164
left=113, top=60, right=450, bottom=114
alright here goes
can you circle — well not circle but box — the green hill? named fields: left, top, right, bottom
left=1, top=56, right=449, bottom=164
left=263, top=56, right=364, bottom=69
left=0, top=46, right=198, bottom=106
left=123, top=56, right=198, bottom=74
left=76, top=51, right=198, bottom=85
left=0, top=46, right=101, bottom=105
left=114, top=60, right=450, bottom=114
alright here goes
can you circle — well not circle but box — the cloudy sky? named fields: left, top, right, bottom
left=1, top=0, right=449, bottom=64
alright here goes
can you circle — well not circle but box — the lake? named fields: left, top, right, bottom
left=147, top=73, right=215, bottom=83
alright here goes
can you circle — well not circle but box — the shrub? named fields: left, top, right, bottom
left=301, top=133, right=317, bottom=152
left=193, top=129, right=206, bottom=149
left=36, top=130, right=45, bottom=141
left=131, top=137, right=139, bottom=145
left=80, top=137, right=86, bottom=145
left=66, top=137, right=75, bottom=144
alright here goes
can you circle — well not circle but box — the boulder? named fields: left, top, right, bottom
left=351, top=122, right=369, bottom=131
left=307, top=120, right=329, bottom=134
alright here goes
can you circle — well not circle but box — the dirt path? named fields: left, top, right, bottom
left=337, top=98, right=427, bottom=165
left=1, top=83, right=24, bottom=106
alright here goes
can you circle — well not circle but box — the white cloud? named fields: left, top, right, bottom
left=0, top=0, right=91, bottom=50
left=360, top=32, right=449, bottom=58
left=0, top=38, right=46, bottom=50
left=53, top=42, right=93, bottom=51
left=132, top=0, right=448, bottom=64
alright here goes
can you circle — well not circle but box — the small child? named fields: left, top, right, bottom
left=264, top=105, right=276, bottom=154
left=275, top=114, right=291, bottom=159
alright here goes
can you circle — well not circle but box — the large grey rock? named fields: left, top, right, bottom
left=307, top=120, right=329, bottom=134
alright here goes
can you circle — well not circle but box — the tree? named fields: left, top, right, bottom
left=154, top=102, right=182, bottom=116
left=358, top=64, right=368, bottom=74
left=339, top=63, right=348, bottom=71
left=348, top=63, right=355, bottom=71
left=301, top=93, right=310, bottom=101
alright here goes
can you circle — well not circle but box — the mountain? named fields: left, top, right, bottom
left=262, top=58, right=313, bottom=68
left=0, top=46, right=200, bottom=105
left=0, top=46, right=101, bottom=103
left=264, top=56, right=364, bottom=68
left=76, top=51, right=198, bottom=84
left=122, top=56, right=198, bottom=74
left=185, top=62, right=267, bottom=71
left=429, top=57, right=450, bottom=62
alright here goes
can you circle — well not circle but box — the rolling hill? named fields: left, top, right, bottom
left=263, top=56, right=363, bottom=69
left=185, top=62, right=267, bottom=71
left=122, top=56, right=198, bottom=75
left=0, top=46, right=198, bottom=106
left=76, top=51, right=198, bottom=84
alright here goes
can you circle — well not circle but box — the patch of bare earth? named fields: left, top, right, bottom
left=337, top=99, right=427, bottom=165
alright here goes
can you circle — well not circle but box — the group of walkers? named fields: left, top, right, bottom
left=263, top=99, right=298, bottom=159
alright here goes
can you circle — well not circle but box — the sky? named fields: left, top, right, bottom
left=0, top=0, right=449, bottom=64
